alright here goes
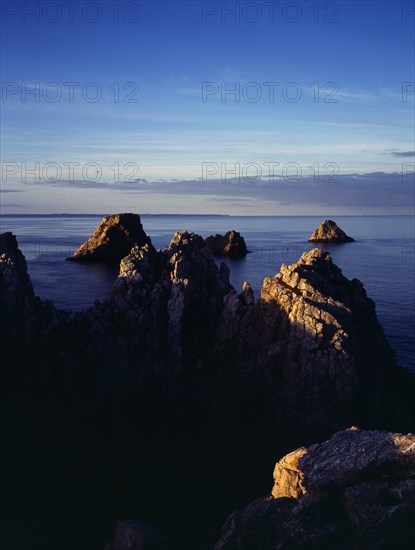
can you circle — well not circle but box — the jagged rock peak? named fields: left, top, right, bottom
left=67, top=213, right=151, bottom=265
left=118, top=243, right=159, bottom=285
left=261, top=247, right=363, bottom=307
left=205, top=230, right=248, bottom=257
left=216, top=428, right=415, bottom=549
left=167, top=230, right=210, bottom=254
left=308, top=219, right=354, bottom=243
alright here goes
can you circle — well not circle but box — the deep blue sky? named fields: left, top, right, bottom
left=1, top=0, right=414, bottom=214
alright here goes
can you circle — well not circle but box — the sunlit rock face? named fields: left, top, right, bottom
left=308, top=219, right=354, bottom=243
left=216, top=428, right=415, bottom=550
left=214, top=247, right=410, bottom=444
left=67, top=213, right=151, bottom=265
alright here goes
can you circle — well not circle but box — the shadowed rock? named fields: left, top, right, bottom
left=216, top=428, right=415, bottom=549
left=308, top=219, right=354, bottom=243
left=106, top=520, right=171, bottom=550
left=0, top=232, right=34, bottom=317
left=205, top=230, right=247, bottom=257
left=67, top=213, right=151, bottom=265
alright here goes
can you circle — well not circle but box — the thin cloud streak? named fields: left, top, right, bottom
left=6, top=172, right=412, bottom=212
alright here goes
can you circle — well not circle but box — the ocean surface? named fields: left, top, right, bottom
left=1, top=215, right=414, bottom=373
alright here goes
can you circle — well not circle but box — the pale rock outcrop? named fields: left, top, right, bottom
left=67, top=213, right=151, bottom=265
left=216, top=428, right=415, bottom=549
left=308, top=219, right=354, bottom=243
left=271, top=447, right=307, bottom=499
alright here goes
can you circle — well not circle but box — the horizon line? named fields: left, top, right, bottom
left=1, top=213, right=414, bottom=218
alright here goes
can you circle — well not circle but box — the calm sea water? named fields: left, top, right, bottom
left=1, top=215, right=414, bottom=372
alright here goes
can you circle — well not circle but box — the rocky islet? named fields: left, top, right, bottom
left=67, top=213, right=152, bottom=265
left=308, top=219, right=355, bottom=243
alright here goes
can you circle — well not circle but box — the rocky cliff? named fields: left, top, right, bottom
left=1, top=217, right=413, bottom=549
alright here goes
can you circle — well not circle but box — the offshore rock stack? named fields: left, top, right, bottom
left=67, top=213, right=151, bottom=265
left=1, top=214, right=414, bottom=549
left=205, top=230, right=248, bottom=257
left=308, top=219, right=355, bottom=243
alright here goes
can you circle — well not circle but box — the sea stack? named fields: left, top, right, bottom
left=205, top=230, right=248, bottom=257
left=67, top=213, right=151, bottom=265
left=308, top=219, right=354, bottom=243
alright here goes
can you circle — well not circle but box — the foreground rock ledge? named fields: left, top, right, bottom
left=67, top=213, right=151, bottom=265
left=216, top=428, right=415, bottom=549
left=308, top=219, right=354, bottom=243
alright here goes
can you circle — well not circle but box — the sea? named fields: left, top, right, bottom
left=1, top=214, right=414, bottom=373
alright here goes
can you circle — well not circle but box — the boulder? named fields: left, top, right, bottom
left=67, top=213, right=151, bottom=265
left=308, top=219, right=354, bottom=243
left=216, top=428, right=415, bottom=549
left=205, top=230, right=247, bottom=257
left=109, top=520, right=171, bottom=550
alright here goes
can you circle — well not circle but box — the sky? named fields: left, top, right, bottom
left=0, top=0, right=414, bottom=215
